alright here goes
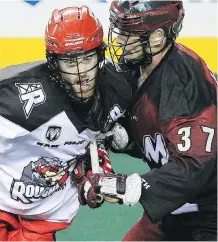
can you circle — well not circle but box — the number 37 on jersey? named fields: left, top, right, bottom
left=143, top=125, right=216, bottom=166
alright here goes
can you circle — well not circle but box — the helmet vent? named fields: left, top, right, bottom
left=45, top=39, right=57, bottom=47
left=91, top=33, right=100, bottom=42
left=129, top=1, right=139, bottom=7
left=77, top=9, right=81, bottom=19
left=60, top=10, right=64, bottom=22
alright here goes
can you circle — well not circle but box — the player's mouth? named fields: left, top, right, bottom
left=123, top=48, right=136, bottom=56
left=76, top=79, right=92, bottom=92
left=123, top=50, right=129, bottom=55
left=123, top=50, right=135, bottom=58
left=123, top=43, right=141, bottom=55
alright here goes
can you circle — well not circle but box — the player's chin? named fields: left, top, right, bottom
left=124, top=52, right=142, bottom=61
left=76, top=89, right=95, bottom=99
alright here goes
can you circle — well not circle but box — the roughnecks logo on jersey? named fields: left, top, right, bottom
left=15, top=83, right=46, bottom=119
left=10, top=157, right=76, bottom=204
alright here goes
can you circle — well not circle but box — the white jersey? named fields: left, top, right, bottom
left=0, top=61, right=131, bottom=223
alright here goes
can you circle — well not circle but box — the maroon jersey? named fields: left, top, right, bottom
left=128, top=43, right=217, bottom=222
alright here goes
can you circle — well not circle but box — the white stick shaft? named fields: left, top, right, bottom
left=89, top=139, right=104, bottom=203
left=89, top=140, right=99, bottom=174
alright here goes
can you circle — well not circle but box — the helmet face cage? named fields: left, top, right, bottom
left=108, top=0, right=184, bottom=71
left=46, top=43, right=106, bottom=103
left=45, top=6, right=106, bottom=103
left=108, top=24, right=153, bottom=72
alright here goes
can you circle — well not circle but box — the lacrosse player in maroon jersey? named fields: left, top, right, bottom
left=79, top=1, right=217, bottom=240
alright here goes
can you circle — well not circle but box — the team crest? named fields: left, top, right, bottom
left=10, top=157, right=76, bottom=204
left=15, top=83, right=46, bottom=119
left=46, top=126, right=61, bottom=142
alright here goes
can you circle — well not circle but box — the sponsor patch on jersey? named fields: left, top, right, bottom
left=46, top=126, right=61, bottom=142
left=15, top=83, right=46, bottom=119
left=10, top=157, right=76, bottom=204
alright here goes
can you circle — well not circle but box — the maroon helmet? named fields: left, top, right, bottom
left=108, top=0, right=184, bottom=71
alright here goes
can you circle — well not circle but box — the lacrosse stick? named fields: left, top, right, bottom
left=89, top=140, right=104, bottom=203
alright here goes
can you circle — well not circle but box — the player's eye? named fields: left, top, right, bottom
left=84, top=54, right=95, bottom=61
left=84, top=56, right=92, bottom=61
left=66, top=59, right=77, bottom=66
left=118, top=30, right=130, bottom=36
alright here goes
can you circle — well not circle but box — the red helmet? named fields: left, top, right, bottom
left=45, top=6, right=106, bottom=104
left=45, top=5, right=104, bottom=54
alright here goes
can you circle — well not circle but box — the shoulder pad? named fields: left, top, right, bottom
left=0, top=60, right=47, bottom=82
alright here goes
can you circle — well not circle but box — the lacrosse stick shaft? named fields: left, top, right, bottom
left=89, top=140, right=103, bottom=203
left=89, top=140, right=99, bottom=173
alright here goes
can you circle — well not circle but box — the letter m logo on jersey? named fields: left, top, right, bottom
left=15, top=83, right=46, bottom=119
left=143, top=133, right=169, bottom=166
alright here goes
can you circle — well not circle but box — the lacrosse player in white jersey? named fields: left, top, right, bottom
left=0, top=5, right=131, bottom=240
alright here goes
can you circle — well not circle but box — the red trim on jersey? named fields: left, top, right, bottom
left=161, top=104, right=217, bottom=159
